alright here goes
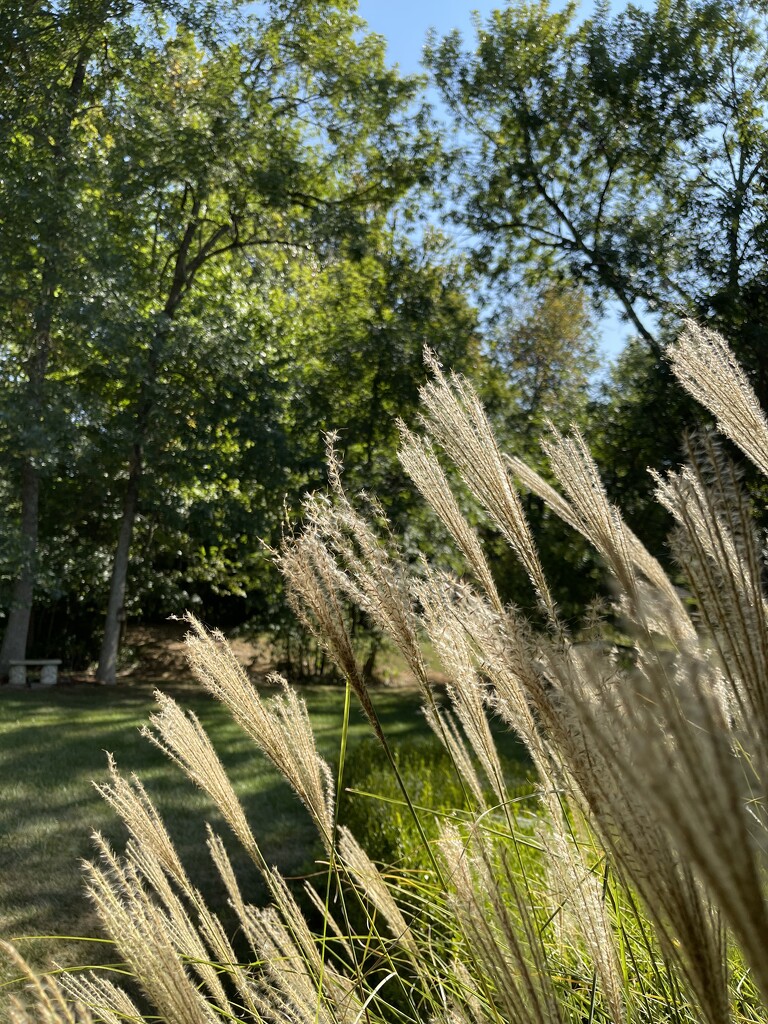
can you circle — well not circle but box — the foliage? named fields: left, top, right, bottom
left=0, top=0, right=126, bottom=675
left=83, top=0, right=438, bottom=682
left=6, top=324, right=768, bottom=1024
left=483, top=284, right=599, bottom=443
left=340, top=736, right=471, bottom=865
left=588, top=336, right=696, bottom=551
left=479, top=284, right=604, bottom=619
left=0, top=0, right=484, bottom=674
left=341, top=735, right=535, bottom=867
left=427, top=0, right=768, bottom=345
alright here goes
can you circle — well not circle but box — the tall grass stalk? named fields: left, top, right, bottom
left=6, top=323, right=768, bottom=1024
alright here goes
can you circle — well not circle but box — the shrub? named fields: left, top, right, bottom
left=5, top=322, right=768, bottom=1024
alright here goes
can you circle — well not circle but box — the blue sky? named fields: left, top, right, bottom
left=355, top=1, right=650, bottom=362
left=356, top=1, right=502, bottom=73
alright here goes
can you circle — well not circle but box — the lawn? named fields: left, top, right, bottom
left=0, top=674, right=431, bottom=1007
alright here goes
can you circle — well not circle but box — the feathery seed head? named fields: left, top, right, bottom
left=670, top=321, right=768, bottom=478
left=418, top=356, right=556, bottom=621
left=183, top=615, right=335, bottom=848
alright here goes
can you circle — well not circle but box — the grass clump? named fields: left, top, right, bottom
left=5, top=320, right=768, bottom=1024
left=341, top=736, right=474, bottom=867
left=341, top=736, right=535, bottom=867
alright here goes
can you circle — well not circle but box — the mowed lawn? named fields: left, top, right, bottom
left=0, top=676, right=429, bottom=1003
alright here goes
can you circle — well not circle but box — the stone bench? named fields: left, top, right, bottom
left=9, top=659, right=62, bottom=687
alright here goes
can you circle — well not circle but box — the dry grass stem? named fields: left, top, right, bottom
left=654, top=436, right=768, bottom=749
left=141, top=692, right=264, bottom=865
left=399, top=424, right=503, bottom=612
left=83, top=835, right=220, bottom=1024
left=439, top=825, right=563, bottom=1024
left=541, top=427, right=638, bottom=605
left=57, top=974, right=143, bottom=1024
left=415, top=572, right=511, bottom=814
left=538, top=643, right=734, bottom=1024
left=301, top=440, right=433, bottom=699
left=276, top=529, right=381, bottom=734
left=2, top=944, right=96, bottom=1024
left=206, top=828, right=264, bottom=958
left=508, top=454, right=696, bottom=644
left=94, top=753, right=190, bottom=889
left=424, top=576, right=559, bottom=803
left=423, top=702, right=488, bottom=811
left=249, top=867, right=363, bottom=1024
left=337, top=826, right=422, bottom=965
left=538, top=821, right=625, bottom=1024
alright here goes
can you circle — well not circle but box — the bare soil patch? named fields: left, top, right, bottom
left=116, top=620, right=275, bottom=688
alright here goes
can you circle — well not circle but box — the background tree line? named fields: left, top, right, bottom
left=1, top=0, right=767, bottom=680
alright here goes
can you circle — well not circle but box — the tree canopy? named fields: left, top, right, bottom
left=0, top=0, right=470, bottom=676
left=427, top=0, right=768, bottom=360
left=7, top=0, right=768, bottom=674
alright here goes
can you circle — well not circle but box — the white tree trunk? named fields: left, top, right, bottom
left=97, top=451, right=141, bottom=685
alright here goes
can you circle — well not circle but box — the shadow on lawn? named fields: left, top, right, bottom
left=0, top=682, right=325, bottom=996
left=0, top=680, right=430, bottom=931
left=0, top=677, right=527, bottom=1012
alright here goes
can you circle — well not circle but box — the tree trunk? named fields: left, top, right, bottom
left=0, top=463, right=40, bottom=680
left=96, top=447, right=142, bottom=685
left=94, top=206, right=201, bottom=683
left=0, top=275, right=54, bottom=679
left=0, top=51, right=91, bottom=680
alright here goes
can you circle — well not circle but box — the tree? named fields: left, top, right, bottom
left=475, top=285, right=604, bottom=619
left=0, top=0, right=436, bottom=681
left=89, top=7, right=433, bottom=683
left=227, top=227, right=484, bottom=669
left=425, top=0, right=768, bottom=573
left=483, top=283, right=599, bottom=445
left=426, top=0, right=768, bottom=376
left=0, top=0, right=132, bottom=678
left=281, top=229, right=481, bottom=493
